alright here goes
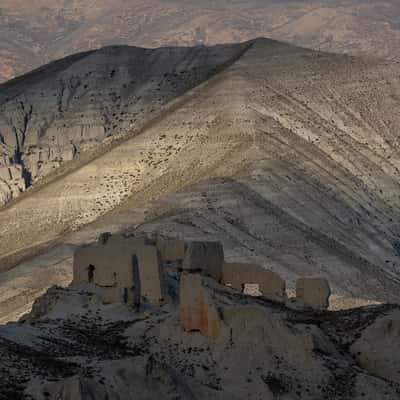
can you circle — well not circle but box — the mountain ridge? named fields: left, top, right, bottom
left=2, top=1, right=400, bottom=82
left=1, top=38, right=400, bottom=323
left=0, top=40, right=252, bottom=208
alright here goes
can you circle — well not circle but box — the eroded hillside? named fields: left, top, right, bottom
left=0, top=43, right=248, bottom=206
left=1, top=39, right=400, bottom=323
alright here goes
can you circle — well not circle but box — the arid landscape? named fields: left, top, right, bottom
left=1, top=1, right=400, bottom=399
left=2, top=0, right=400, bottom=82
left=2, top=38, right=400, bottom=315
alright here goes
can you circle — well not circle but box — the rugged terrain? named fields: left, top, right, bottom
left=1, top=23, right=400, bottom=400
left=2, top=0, right=400, bottom=82
left=1, top=38, right=400, bottom=323
left=0, top=42, right=247, bottom=205
left=1, top=263, right=400, bottom=400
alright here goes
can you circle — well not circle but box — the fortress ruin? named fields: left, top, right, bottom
left=222, top=262, right=286, bottom=302
left=72, top=232, right=332, bottom=338
left=73, top=234, right=165, bottom=306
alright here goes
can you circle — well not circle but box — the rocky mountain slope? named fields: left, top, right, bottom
left=1, top=38, right=400, bottom=323
left=0, top=42, right=248, bottom=206
left=1, top=0, right=400, bottom=82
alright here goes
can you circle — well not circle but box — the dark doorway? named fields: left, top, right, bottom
left=88, top=264, right=95, bottom=283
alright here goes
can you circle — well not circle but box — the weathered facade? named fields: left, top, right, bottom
left=156, top=236, right=186, bottom=263
left=182, top=241, right=224, bottom=281
left=296, top=277, right=331, bottom=310
left=222, top=262, right=286, bottom=302
left=73, top=234, right=165, bottom=305
left=180, top=273, right=222, bottom=339
left=72, top=234, right=332, bottom=341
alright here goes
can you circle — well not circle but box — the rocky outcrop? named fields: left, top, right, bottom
left=0, top=253, right=399, bottom=399
left=351, top=310, right=400, bottom=384
left=28, top=286, right=65, bottom=320
left=0, top=164, right=25, bottom=205
left=36, top=357, right=197, bottom=400
left=41, top=377, right=110, bottom=400
left=5, top=278, right=397, bottom=400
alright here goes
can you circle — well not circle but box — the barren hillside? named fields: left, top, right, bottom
left=0, top=42, right=247, bottom=206
left=1, top=0, right=400, bottom=82
left=1, top=39, right=400, bottom=323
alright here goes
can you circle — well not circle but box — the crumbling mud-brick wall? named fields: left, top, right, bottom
left=73, top=234, right=165, bottom=305
left=182, top=241, right=224, bottom=281
left=72, top=237, right=142, bottom=288
left=156, top=237, right=186, bottom=263
left=296, top=277, right=331, bottom=310
left=179, top=273, right=222, bottom=339
left=136, top=243, right=164, bottom=305
left=95, top=286, right=130, bottom=305
left=222, top=262, right=286, bottom=302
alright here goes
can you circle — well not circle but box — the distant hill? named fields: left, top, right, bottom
left=1, top=0, right=400, bottom=82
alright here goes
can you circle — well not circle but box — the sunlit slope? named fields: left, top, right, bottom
left=120, top=38, right=400, bottom=297
left=1, top=38, right=400, bottom=302
left=0, top=43, right=248, bottom=206
left=0, top=43, right=256, bottom=259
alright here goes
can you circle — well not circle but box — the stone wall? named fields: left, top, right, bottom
left=182, top=241, right=224, bottom=281
left=73, top=234, right=164, bottom=305
left=179, top=273, right=222, bottom=339
left=295, top=277, right=331, bottom=310
left=222, top=262, right=286, bottom=302
left=136, top=243, right=164, bottom=305
left=156, top=237, right=186, bottom=263
left=73, top=235, right=331, bottom=316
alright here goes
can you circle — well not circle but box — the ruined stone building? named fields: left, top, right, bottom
left=156, top=236, right=186, bottom=264
left=72, top=232, right=331, bottom=339
left=295, top=277, right=331, bottom=310
left=222, top=262, right=286, bottom=302
left=73, top=234, right=165, bottom=306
